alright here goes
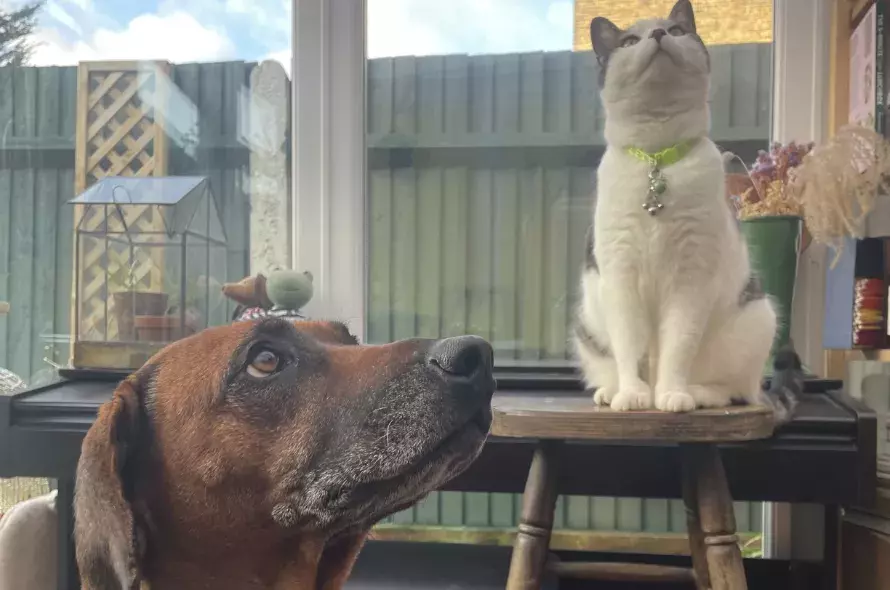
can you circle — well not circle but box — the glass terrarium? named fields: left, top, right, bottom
left=69, top=176, right=228, bottom=370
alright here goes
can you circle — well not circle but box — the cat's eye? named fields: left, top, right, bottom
left=246, top=349, right=282, bottom=378
left=620, top=35, right=639, bottom=48
left=668, top=25, right=685, bottom=36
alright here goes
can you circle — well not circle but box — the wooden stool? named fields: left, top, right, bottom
left=493, top=393, right=776, bottom=590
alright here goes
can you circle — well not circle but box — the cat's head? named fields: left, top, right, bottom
left=590, top=0, right=710, bottom=138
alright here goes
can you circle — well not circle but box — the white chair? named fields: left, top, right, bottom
left=0, top=490, right=58, bottom=590
left=0, top=300, right=52, bottom=524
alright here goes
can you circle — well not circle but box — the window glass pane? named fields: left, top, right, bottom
left=365, top=0, right=774, bottom=548
left=365, top=0, right=773, bottom=365
left=0, top=0, right=292, bottom=392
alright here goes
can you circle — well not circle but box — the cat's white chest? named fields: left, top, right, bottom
left=592, top=143, right=730, bottom=287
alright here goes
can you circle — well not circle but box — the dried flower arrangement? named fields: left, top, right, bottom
left=786, top=124, right=890, bottom=258
left=727, top=141, right=814, bottom=220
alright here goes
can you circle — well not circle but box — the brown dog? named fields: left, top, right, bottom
left=74, top=319, right=495, bottom=589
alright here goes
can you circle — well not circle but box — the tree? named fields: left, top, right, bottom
left=0, top=2, right=44, bottom=67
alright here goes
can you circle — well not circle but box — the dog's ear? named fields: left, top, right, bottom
left=75, top=376, right=147, bottom=590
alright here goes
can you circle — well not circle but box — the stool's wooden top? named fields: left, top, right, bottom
left=491, top=392, right=776, bottom=442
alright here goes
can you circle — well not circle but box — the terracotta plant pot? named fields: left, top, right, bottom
left=111, top=292, right=169, bottom=341
left=134, top=314, right=184, bottom=343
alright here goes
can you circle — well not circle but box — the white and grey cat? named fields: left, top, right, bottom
left=573, top=0, right=786, bottom=413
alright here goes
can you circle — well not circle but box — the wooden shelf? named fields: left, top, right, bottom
left=823, top=0, right=867, bottom=374
left=828, top=0, right=853, bottom=138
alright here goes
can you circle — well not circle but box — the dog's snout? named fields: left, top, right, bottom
left=650, top=28, right=666, bottom=42
left=428, top=336, right=492, bottom=379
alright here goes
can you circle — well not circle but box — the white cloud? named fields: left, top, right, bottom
left=224, top=0, right=252, bottom=13
left=367, top=0, right=573, bottom=58
left=31, top=11, right=235, bottom=66
left=367, top=0, right=454, bottom=58
left=546, top=1, right=573, bottom=28
left=27, top=0, right=572, bottom=68
left=63, top=0, right=91, bottom=11
left=210, top=0, right=290, bottom=38
left=44, top=1, right=83, bottom=36
left=264, top=48, right=291, bottom=78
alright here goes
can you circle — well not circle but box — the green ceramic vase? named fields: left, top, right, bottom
left=739, top=215, right=802, bottom=352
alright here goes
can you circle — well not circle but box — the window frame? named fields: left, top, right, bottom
left=290, top=0, right=367, bottom=340
left=768, top=0, right=832, bottom=561
left=291, top=0, right=832, bottom=557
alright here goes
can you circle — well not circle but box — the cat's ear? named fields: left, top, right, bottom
left=590, top=17, right=621, bottom=60
left=668, top=0, right=697, bottom=33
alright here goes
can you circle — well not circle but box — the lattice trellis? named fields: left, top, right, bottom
left=73, top=62, right=170, bottom=343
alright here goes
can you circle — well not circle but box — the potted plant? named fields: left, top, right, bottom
left=725, top=141, right=814, bottom=350
left=134, top=274, right=225, bottom=343
left=727, top=125, right=890, bottom=351
left=133, top=314, right=182, bottom=342
left=109, top=260, right=169, bottom=341
left=786, top=125, right=890, bottom=349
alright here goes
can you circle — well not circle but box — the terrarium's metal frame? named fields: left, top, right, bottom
left=71, top=193, right=227, bottom=370
left=73, top=228, right=226, bottom=344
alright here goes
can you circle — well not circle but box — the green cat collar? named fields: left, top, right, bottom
left=625, top=139, right=698, bottom=216
left=625, top=140, right=696, bottom=168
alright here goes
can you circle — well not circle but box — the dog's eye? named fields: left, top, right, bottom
left=620, top=35, right=639, bottom=47
left=668, top=25, right=684, bottom=36
left=247, top=349, right=281, bottom=378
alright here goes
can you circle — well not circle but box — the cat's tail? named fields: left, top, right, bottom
left=760, top=345, right=804, bottom=424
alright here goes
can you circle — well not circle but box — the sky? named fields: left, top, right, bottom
left=4, top=0, right=575, bottom=74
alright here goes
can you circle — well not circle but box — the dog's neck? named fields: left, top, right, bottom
left=141, top=531, right=366, bottom=590
left=143, top=545, right=319, bottom=590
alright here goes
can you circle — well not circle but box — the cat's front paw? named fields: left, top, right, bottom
left=655, top=390, right=696, bottom=413
left=592, top=385, right=617, bottom=406
left=610, top=385, right=652, bottom=411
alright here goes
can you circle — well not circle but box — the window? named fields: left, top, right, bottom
left=364, top=0, right=773, bottom=364
left=0, top=0, right=293, bottom=388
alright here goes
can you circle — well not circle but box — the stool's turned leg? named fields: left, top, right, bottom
left=683, top=444, right=748, bottom=590
left=682, top=460, right=711, bottom=590
left=506, top=442, right=559, bottom=590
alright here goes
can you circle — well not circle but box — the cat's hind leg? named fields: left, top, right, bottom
left=573, top=267, right=619, bottom=406
left=689, top=296, right=778, bottom=409
left=574, top=323, right=618, bottom=406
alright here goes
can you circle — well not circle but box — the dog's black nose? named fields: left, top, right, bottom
left=428, top=336, right=492, bottom=379
left=650, top=28, right=666, bottom=42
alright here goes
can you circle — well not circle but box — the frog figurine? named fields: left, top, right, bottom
left=222, top=270, right=314, bottom=322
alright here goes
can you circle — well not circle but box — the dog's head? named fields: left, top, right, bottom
left=74, top=319, right=495, bottom=589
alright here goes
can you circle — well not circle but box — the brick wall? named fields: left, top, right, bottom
left=573, top=0, right=773, bottom=49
